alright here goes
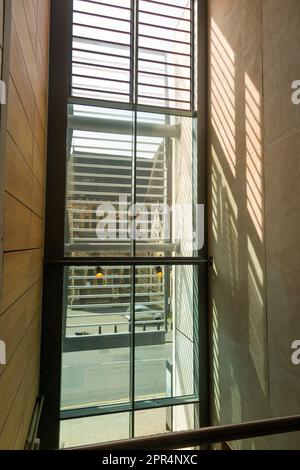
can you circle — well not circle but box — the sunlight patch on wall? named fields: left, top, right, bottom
left=211, top=19, right=236, bottom=176
left=245, top=73, right=263, bottom=242
left=212, top=299, right=221, bottom=422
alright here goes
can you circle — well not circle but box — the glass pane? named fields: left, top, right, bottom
left=61, top=263, right=199, bottom=412
left=135, top=112, right=200, bottom=257
left=72, top=0, right=132, bottom=103
left=135, top=404, right=199, bottom=437
left=138, top=1, right=193, bottom=110
left=65, top=105, right=133, bottom=257
left=134, top=265, right=199, bottom=402
left=60, top=266, right=132, bottom=411
left=60, top=412, right=130, bottom=448
left=65, top=107, right=202, bottom=258
left=71, top=0, right=196, bottom=109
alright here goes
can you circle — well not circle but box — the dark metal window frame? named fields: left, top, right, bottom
left=39, top=0, right=208, bottom=450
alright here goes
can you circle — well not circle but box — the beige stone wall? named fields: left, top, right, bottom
left=208, top=0, right=300, bottom=449
left=262, top=0, right=300, bottom=450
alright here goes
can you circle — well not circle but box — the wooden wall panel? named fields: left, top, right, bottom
left=0, top=281, right=41, bottom=378
left=0, top=339, right=40, bottom=450
left=0, top=251, right=31, bottom=314
left=6, top=77, right=33, bottom=167
left=5, top=135, right=32, bottom=208
left=10, top=21, right=35, bottom=127
left=0, top=0, right=50, bottom=450
left=11, top=0, right=37, bottom=88
left=13, top=346, right=40, bottom=449
left=4, top=192, right=32, bottom=251
left=0, top=331, right=28, bottom=432
left=0, top=1, right=3, bottom=50
left=33, top=103, right=46, bottom=159
left=33, top=139, right=45, bottom=187
left=31, top=176, right=45, bottom=218
left=29, top=248, right=43, bottom=288
left=0, top=0, right=3, bottom=92
left=30, top=213, right=44, bottom=250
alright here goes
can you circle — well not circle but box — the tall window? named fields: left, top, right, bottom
left=42, top=0, right=207, bottom=449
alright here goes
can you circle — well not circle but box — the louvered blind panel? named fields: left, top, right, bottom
left=138, top=0, right=193, bottom=110
left=71, top=0, right=195, bottom=110
left=72, top=0, right=132, bottom=102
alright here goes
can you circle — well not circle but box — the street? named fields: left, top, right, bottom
left=61, top=343, right=172, bottom=409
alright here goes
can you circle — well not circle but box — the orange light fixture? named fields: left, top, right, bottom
left=96, top=267, right=105, bottom=280
left=155, top=266, right=163, bottom=279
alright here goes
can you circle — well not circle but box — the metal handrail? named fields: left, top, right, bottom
left=65, top=415, right=300, bottom=450
left=45, top=257, right=212, bottom=266
left=26, top=397, right=44, bottom=450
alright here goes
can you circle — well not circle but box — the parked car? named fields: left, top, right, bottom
left=125, top=304, right=164, bottom=321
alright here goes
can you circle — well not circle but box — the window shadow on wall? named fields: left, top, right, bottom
left=208, top=13, right=270, bottom=450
